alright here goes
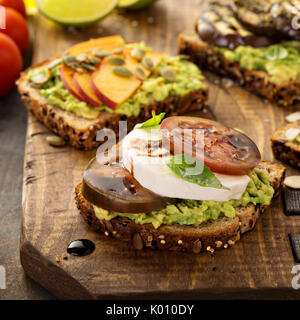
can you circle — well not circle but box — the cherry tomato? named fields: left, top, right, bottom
left=161, top=116, right=261, bottom=175
left=83, top=157, right=176, bottom=213
left=0, top=33, right=22, bottom=97
left=0, top=7, right=29, bottom=55
left=0, top=0, right=26, bottom=17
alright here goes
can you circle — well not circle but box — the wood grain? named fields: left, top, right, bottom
left=20, top=0, right=300, bottom=299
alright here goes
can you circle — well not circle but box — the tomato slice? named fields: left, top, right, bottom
left=161, top=116, right=261, bottom=175
left=82, top=157, right=176, bottom=213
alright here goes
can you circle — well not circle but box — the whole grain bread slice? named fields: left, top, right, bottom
left=178, top=31, right=300, bottom=107
left=17, top=58, right=208, bottom=150
left=74, top=161, right=286, bottom=253
left=271, top=120, right=300, bottom=170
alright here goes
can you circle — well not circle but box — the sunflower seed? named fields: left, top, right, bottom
left=108, top=56, right=125, bottom=66
left=135, top=66, right=146, bottom=80
left=131, top=48, right=145, bottom=61
left=88, top=56, right=101, bottom=65
left=92, top=49, right=111, bottom=57
left=160, top=66, right=176, bottom=81
left=142, top=56, right=154, bottom=70
left=112, top=66, right=133, bottom=77
left=47, top=58, right=62, bottom=69
left=76, top=53, right=88, bottom=62
left=31, top=73, right=49, bottom=85
left=46, top=135, right=66, bottom=147
left=112, top=48, right=123, bottom=54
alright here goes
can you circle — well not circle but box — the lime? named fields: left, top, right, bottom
left=38, top=0, right=118, bottom=27
left=118, top=0, right=158, bottom=10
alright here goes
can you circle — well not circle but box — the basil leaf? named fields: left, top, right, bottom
left=167, top=154, right=230, bottom=190
left=266, top=46, right=288, bottom=61
left=137, top=111, right=165, bottom=129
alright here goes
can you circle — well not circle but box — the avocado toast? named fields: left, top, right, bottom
left=17, top=35, right=208, bottom=150
left=75, top=115, right=286, bottom=253
left=178, top=2, right=300, bottom=107
left=271, top=120, right=300, bottom=170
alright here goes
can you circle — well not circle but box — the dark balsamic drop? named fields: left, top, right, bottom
left=67, top=239, right=95, bottom=256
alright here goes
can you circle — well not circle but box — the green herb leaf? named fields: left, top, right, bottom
left=137, top=111, right=166, bottom=129
left=266, top=46, right=288, bottom=61
left=167, top=154, right=230, bottom=190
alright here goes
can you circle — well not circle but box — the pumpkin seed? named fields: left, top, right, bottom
left=112, top=48, right=123, bottom=54
left=160, top=66, right=176, bottom=81
left=178, top=54, right=190, bottom=60
left=31, top=73, right=49, bottom=85
left=63, top=55, right=77, bottom=64
left=131, top=48, right=145, bottom=61
left=108, top=55, right=126, bottom=65
left=142, top=56, right=154, bottom=70
left=81, top=62, right=96, bottom=71
left=135, top=66, right=146, bottom=80
left=47, top=58, right=62, bottom=69
left=76, top=53, right=88, bottom=62
left=112, top=66, right=133, bottom=77
left=46, top=135, right=66, bottom=147
left=88, top=56, right=101, bottom=65
left=92, top=49, right=111, bottom=57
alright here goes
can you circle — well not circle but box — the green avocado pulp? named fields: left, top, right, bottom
left=27, top=43, right=206, bottom=120
left=93, top=168, right=274, bottom=229
left=216, top=41, right=300, bottom=84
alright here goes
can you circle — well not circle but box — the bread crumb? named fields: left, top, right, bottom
left=104, top=231, right=109, bottom=236
left=178, top=240, right=183, bottom=245
left=160, top=240, right=166, bottom=244
left=224, top=244, right=228, bottom=249
left=56, top=257, right=60, bottom=263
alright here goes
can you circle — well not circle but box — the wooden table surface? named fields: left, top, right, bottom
left=2, top=0, right=300, bottom=299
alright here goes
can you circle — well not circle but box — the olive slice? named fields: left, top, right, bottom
left=82, top=157, right=176, bottom=213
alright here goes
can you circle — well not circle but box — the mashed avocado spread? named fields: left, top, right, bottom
left=93, top=168, right=274, bottom=229
left=216, top=41, right=300, bottom=84
left=27, top=43, right=206, bottom=120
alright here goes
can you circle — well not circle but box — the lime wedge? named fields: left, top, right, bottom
left=38, top=0, right=118, bottom=26
left=118, top=0, right=158, bottom=10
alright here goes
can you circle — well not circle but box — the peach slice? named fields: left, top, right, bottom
left=68, top=35, right=124, bottom=56
left=73, top=72, right=102, bottom=107
left=60, top=65, right=86, bottom=102
left=92, top=60, right=141, bottom=109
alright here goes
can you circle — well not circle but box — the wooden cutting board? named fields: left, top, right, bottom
left=20, top=0, right=300, bottom=299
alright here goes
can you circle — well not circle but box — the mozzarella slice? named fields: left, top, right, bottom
left=121, top=127, right=250, bottom=202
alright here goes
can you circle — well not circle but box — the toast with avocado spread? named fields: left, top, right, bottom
left=179, top=2, right=300, bottom=107
left=75, top=115, right=286, bottom=253
left=271, top=121, right=300, bottom=170
left=17, top=35, right=208, bottom=150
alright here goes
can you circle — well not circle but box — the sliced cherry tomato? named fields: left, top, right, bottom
left=82, top=157, right=176, bottom=213
left=161, top=116, right=261, bottom=175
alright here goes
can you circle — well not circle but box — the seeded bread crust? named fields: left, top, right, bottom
left=74, top=161, right=285, bottom=253
left=271, top=121, right=300, bottom=170
left=178, top=31, right=300, bottom=108
left=17, top=58, right=208, bottom=150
